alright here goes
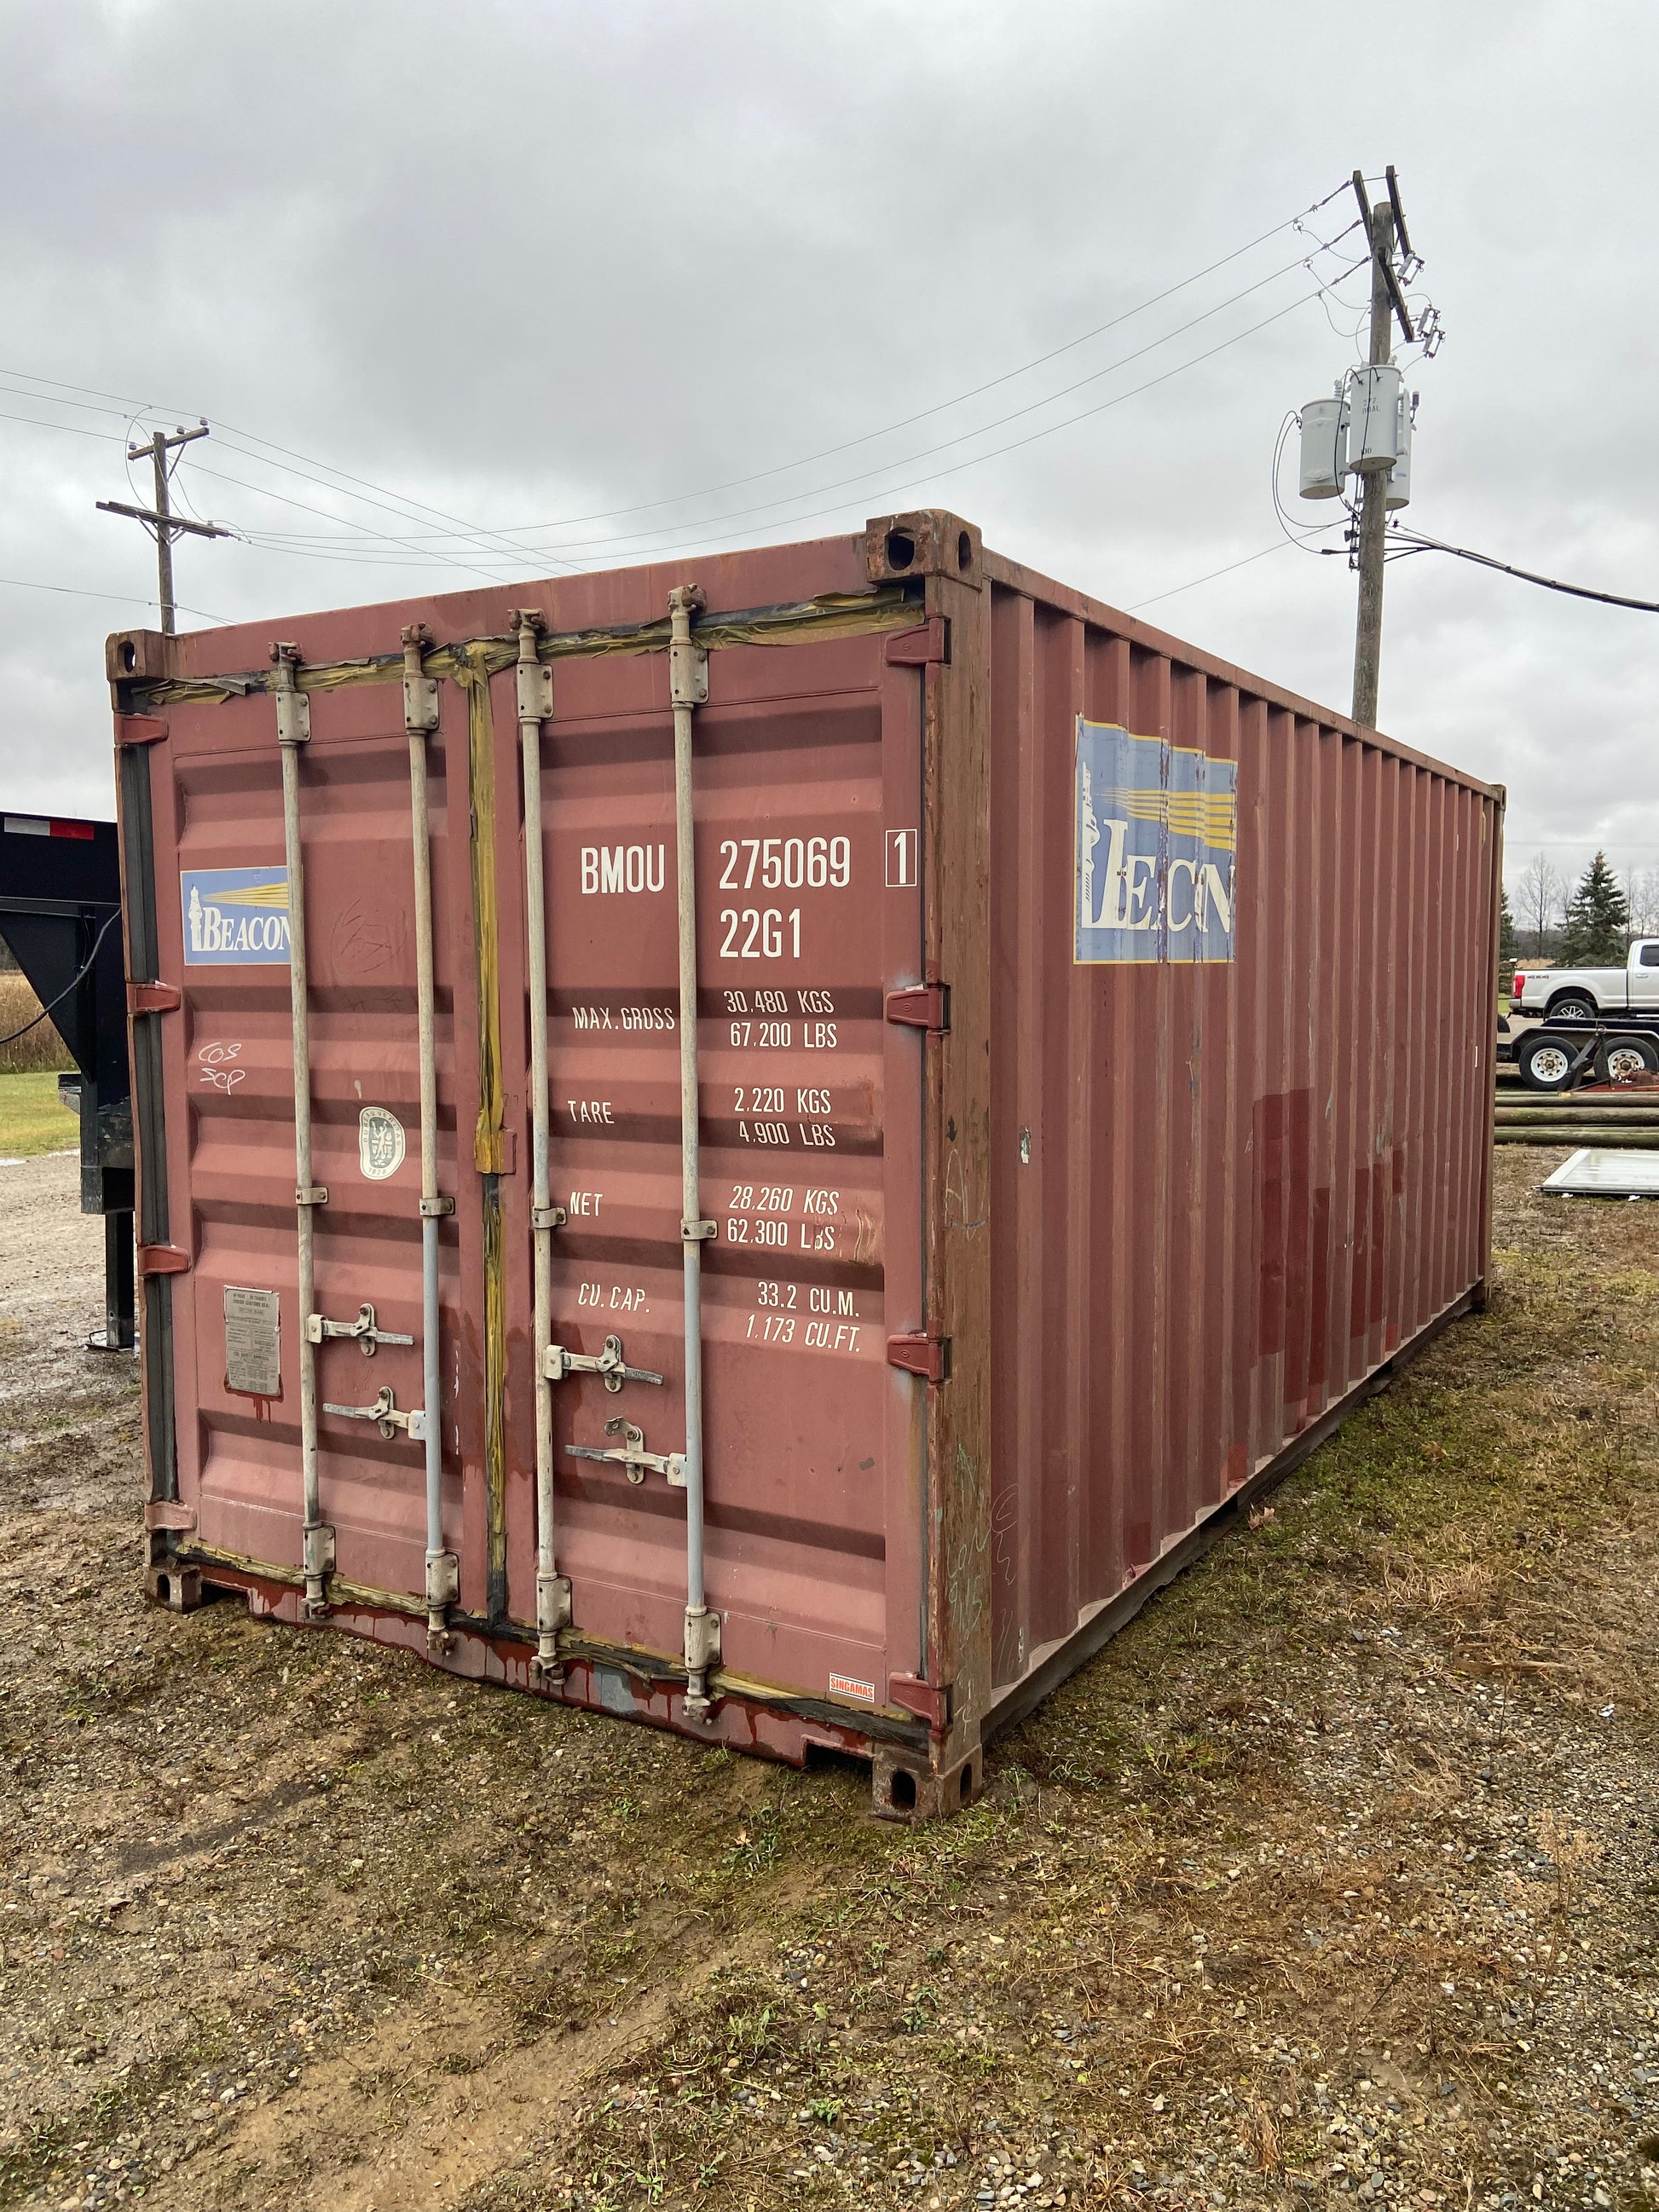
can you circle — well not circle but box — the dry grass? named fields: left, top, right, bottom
left=0, top=970, right=72, bottom=1074
left=4, top=1148, right=1659, bottom=2212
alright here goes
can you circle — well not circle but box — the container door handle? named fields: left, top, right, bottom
left=564, top=1418, right=685, bottom=1487
left=321, top=1386, right=428, bottom=1441
left=306, top=1302, right=415, bottom=1356
left=541, top=1333, right=663, bottom=1393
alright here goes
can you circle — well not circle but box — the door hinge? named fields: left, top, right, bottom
left=885, top=982, right=950, bottom=1034
left=884, top=615, right=949, bottom=667
left=271, top=644, right=311, bottom=746
left=113, top=713, right=170, bottom=748
left=126, top=980, right=181, bottom=1015
left=144, top=1499, right=198, bottom=1532
left=138, top=1244, right=190, bottom=1277
left=888, top=1672, right=951, bottom=1732
left=402, top=622, right=441, bottom=735
left=515, top=651, right=553, bottom=724
left=887, top=1332, right=951, bottom=1384
left=668, top=586, right=709, bottom=708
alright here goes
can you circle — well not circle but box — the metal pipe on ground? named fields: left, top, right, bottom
left=273, top=644, right=332, bottom=1619
left=1495, top=1129, right=1659, bottom=1147
left=402, top=624, right=458, bottom=1655
left=668, top=584, right=720, bottom=1723
left=1496, top=1110, right=1659, bottom=1128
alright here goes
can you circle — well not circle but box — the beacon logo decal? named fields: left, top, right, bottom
left=181, top=866, right=292, bottom=965
left=1073, top=719, right=1238, bottom=966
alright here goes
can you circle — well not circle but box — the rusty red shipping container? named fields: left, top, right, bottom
left=109, top=510, right=1500, bottom=1816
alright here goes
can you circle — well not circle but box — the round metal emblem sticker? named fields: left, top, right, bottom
left=358, top=1106, right=406, bottom=1181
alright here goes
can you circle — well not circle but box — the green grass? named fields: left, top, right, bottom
left=0, top=1069, right=81, bottom=1158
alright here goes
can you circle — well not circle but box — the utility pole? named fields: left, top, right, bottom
left=1350, top=168, right=1415, bottom=729
left=97, top=423, right=229, bottom=634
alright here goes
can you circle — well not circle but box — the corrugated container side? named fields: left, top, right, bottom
left=978, top=549, right=1499, bottom=1728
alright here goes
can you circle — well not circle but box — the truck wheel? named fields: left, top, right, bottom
left=1517, top=1032, right=1576, bottom=1092
left=1596, top=1034, right=1659, bottom=1083
left=1547, top=993, right=1598, bottom=1023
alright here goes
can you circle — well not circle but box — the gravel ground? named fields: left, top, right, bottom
left=1, top=1147, right=1656, bottom=2211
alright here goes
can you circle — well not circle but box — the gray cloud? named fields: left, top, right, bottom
left=2, top=0, right=1655, bottom=898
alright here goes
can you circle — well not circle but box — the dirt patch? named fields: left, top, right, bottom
left=3, top=1150, right=1657, bottom=2211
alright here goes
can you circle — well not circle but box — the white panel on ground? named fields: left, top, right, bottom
left=1540, top=1148, right=1659, bottom=1198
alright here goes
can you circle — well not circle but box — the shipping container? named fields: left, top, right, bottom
left=108, top=510, right=1501, bottom=1816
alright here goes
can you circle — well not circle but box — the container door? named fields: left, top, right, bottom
left=523, top=626, right=928, bottom=1714
left=151, top=695, right=468, bottom=1622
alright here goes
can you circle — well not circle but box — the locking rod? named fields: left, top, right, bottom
left=512, top=609, right=570, bottom=1679
left=668, top=584, right=720, bottom=1719
left=273, top=643, right=332, bottom=1619
left=402, top=624, right=458, bottom=1653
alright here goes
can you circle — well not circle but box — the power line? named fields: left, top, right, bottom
left=550, top=275, right=1364, bottom=569
left=230, top=255, right=1363, bottom=586
left=0, top=182, right=1357, bottom=561
left=242, top=202, right=1367, bottom=550
left=0, top=574, right=230, bottom=621
left=237, top=227, right=1364, bottom=563
left=205, top=435, right=578, bottom=579
left=1384, top=523, right=1659, bottom=614
left=0, top=378, right=568, bottom=583
left=1127, top=517, right=1349, bottom=613
left=0, top=187, right=1363, bottom=586
left=0, top=181, right=1370, bottom=610
left=0, top=408, right=124, bottom=442
left=264, top=278, right=1349, bottom=580
left=0, top=912, right=122, bottom=1048
left=174, top=454, right=525, bottom=585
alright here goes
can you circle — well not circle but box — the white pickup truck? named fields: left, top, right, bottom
left=1512, top=941, right=1659, bottom=1022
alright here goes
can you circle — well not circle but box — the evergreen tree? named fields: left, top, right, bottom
left=1558, top=850, right=1630, bottom=965
left=1498, top=883, right=1517, bottom=975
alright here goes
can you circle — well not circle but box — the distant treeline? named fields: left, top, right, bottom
left=1502, top=849, right=1650, bottom=981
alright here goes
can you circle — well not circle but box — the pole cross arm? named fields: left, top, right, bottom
left=126, top=424, right=210, bottom=460
left=95, top=500, right=232, bottom=539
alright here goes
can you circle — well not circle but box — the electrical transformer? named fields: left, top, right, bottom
left=1298, top=395, right=1350, bottom=500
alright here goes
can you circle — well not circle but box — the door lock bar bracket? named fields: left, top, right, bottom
left=565, top=1417, right=684, bottom=1486
left=542, top=1333, right=664, bottom=1392
left=307, top=1302, right=414, bottom=1357
left=322, top=1386, right=429, bottom=1441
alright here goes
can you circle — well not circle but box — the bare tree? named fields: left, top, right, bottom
left=1625, top=862, right=1659, bottom=939
left=1516, top=852, right=1564, bottom=958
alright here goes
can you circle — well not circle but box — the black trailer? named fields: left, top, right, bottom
left=0, top=810, right=135, bottom=1347
left=1513, top=1017, right=1659, bottom=1094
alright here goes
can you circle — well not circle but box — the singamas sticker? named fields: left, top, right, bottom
left=182, top=866, right=292, bottom=966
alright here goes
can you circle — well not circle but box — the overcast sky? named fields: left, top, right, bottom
left=2, top=0, right=1655, bottom=905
